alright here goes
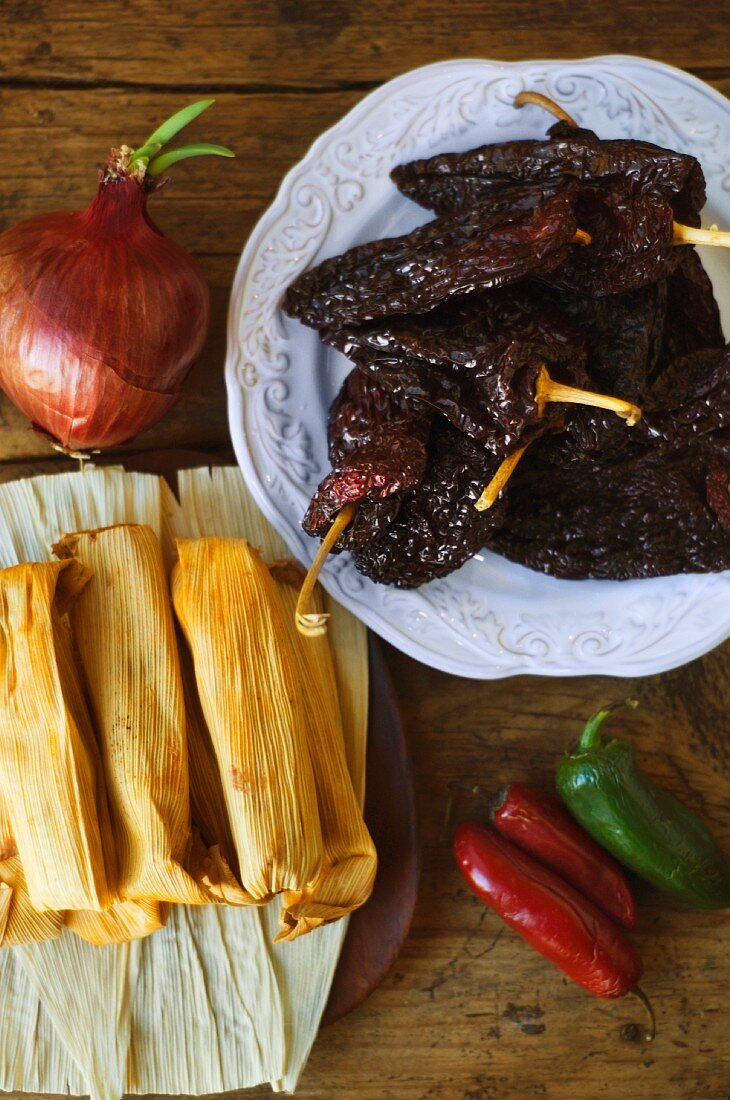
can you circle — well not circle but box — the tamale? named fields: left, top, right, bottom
left=54, top=524, right=210, bottom=906
left=66, top=900, right=166, bottom=945
left=269, top=563, right=377, bottom=941
left=0, top=790, right=64, bottom=947
left=0, top=560, right=113, bottom=913
left=179, top=642, right=253, bottom=906
left=171, top=537, right=323, bottom=905
left=0, top=466, right=371, bottom=1099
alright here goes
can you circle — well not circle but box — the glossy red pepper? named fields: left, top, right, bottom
left=454, top=821, right=642, bottom=998
left=492, top=782, right=637, bottom=928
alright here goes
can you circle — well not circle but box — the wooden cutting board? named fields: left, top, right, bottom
left=0, top=448, right=420, bottom=1023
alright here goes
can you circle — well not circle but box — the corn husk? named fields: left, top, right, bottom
left=176, top=468, right=369, bottom=1093
left=269, top=562, right=376, bottom=941
left=66, top=899, right=167, bottom=945
left=54, top=524, right=211, bottom=906
left=172, top=537, right=324, bottom=904
left=0, top=464, right=369, bottom=1098
left=180, top=642, right=254, bottom=906
left=0, top=559, right=114, bottom=913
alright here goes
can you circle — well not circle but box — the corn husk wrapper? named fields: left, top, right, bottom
left=172, top=537, right=324, bottom=904
left=175, top=469, right=369, bottom=1092
left=0, top=559, right=114, bottom=913
left=66, top=899, right=167, bottom=945
left=0, top=782, right=64, bottom=946
left=268, top=562, right=376, bottom=941
left=0, top=465, right=369, bottom=1098
left=54, top=524, right=211, bottom=906
left=180, top=642, right=253, bottom=906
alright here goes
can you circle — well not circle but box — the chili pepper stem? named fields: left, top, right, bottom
left=536, top=366, right=642, bottom=425
left=475, top=374, right=642, bottom=512
left=295, top=502, right=357, bottom=637
left=579, top=698, right=639, bottom=751
left=673, top=222, right=730, bottom=248
left=629, top=985, right=657, bottom=1042
left=514, top=90, right=578, bottom=127
left=475, top=444, right=529, bottom=511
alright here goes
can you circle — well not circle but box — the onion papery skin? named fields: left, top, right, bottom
left=0, top=173, right=210, bottom=450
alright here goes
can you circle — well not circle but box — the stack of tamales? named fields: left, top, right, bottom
left=0, top=465, right=373, bottom=1097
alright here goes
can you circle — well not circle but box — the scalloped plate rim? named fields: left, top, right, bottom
left=225, top=55, right=730, bottom=680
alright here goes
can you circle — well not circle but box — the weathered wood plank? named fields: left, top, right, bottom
left=1, top=0, right=728, bottom=87
left=0, top=80, right=727, bottom=463
left=1, top=5, right=729, bottom=1096
left=264, top=641, right=730, bottom=1099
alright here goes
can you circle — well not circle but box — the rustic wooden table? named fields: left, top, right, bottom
left=1, top=3, right=729, bottom=1098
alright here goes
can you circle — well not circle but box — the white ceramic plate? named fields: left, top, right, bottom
left=225, top=55, right=730, bottom=679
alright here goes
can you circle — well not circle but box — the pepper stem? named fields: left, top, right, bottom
left=514, top=90, right=578, bottom=127
left=475, top=444, right=529, bottom=512
left=629, top=985, right=657, bottom=1042
left=578, top=698, right=639, bottom=751
left=673, top=222, right=730, bottom=248
left=535, top=366, right=642, bottom=425
left=295, top=503, right=357, bottom=637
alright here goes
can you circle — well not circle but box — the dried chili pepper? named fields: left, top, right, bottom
left=706, top=463, right=730, bottom=533
left=491, top=443, right=730, bottom=580
left=453, top=822, right=652, bottom=1028
left=659, top=248, right=724, bottom=364
left=352, top=421, right=506, bottom=587
left=283, top=192, right=578, bottom=328
left=491, top=783, right=637, bottom=928
left=323, top=290, right=589, bottom=454
left=303, top=370, right=431, bottom=550
left=391, top=120, right=705, bottom=225
left=537, top=280, right=667, bottom=468
left=549, top=180, right=680, bottom=297
left=643, top=344, right=730, bottom=448
left=557, top=707, right=730, bottom=909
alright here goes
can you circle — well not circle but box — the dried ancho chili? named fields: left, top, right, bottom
left=352, top=421, right=507, bottom=588
left=284, top=88, right=729, bottom=605
left=324, top=290, right=590, bottom=455
left=303, top=370, right=431, bottom=551
left=283, top=192, right=578, bottom=328
left=391, top=119, right=705, bottom=225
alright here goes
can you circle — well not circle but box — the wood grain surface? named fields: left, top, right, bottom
left=1, top=3, right=729, bottom=1098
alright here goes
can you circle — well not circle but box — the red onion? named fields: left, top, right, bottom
left=0, top=100, right=233, bottom=452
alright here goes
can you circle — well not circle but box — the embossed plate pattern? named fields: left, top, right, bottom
left=225, top=56, right=730, bottom=679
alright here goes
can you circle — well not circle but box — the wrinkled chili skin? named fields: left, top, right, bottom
left=492, top=783, right=637, bottom=929
left=643, top=345, right=730, bottom=447
left=282, top=192, right=577, bottom=329
left=323, top=286, right=587, bottom=455
left=303, top=370, right=431, bottom=550
left=707, top=464, right=730, bottom=533
left=353, top=422, right=506, bottom=587
left=557, top=711, right=730, bottom=909
left=453, top=821, right=643, bottom=998
left=350, top=340, right=567, bottom=455
left=659, top=248, right=725, bottom=365
left=548, top=181, right=679, bottom=297
left=491, top=444, right=730, bottom=580
left=537, top=281, right=667, bottom=468
left=391, top=121, right=705, bottom=224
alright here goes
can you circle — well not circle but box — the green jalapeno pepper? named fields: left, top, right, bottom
left=556, top=707, right=730, bottom=909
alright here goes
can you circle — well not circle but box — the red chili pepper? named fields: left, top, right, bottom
left=454, top=821, right=643, bottom=999
left=491, top=782, right=637, bottom=929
